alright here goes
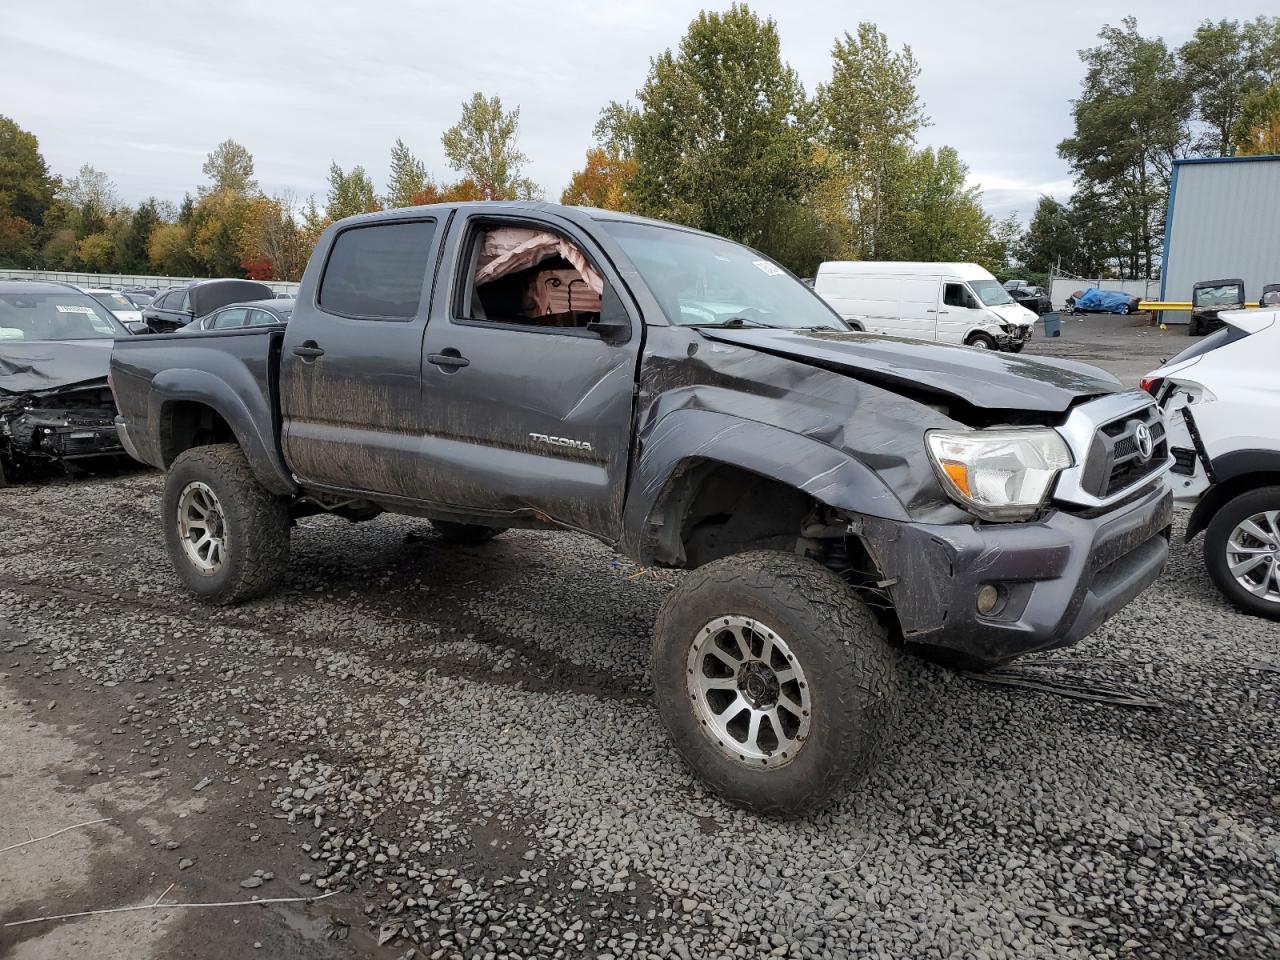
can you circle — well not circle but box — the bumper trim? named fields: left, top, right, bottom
left=863, top=484, right=1173, bottom=665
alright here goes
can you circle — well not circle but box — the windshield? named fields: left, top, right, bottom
left=1194, top=284, right=1243, bottom=307
left=89, top=291, right=137, bottom=312
left=603, top=221, right=847, bottom=330
left=0, top=291, right=126, bottom=341
left=969, top=279, right=1014, bottom=306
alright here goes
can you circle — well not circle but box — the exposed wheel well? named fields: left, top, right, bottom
left=160, top=401, right=237, bottom=467
left=1187, top=471, right=1280, bottom=541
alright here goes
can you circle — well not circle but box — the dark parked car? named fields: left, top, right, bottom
left=176, top=298, right=293, bottom=333
left=0, top=281, right=129, bottom=484
left=110, top=202, right=1172, bottom=815
left=1188, top=278, right=1245, bottom=337
left=142, top=279, right=275, bottom=334
left=1006, top=283, right=1052, bottom=315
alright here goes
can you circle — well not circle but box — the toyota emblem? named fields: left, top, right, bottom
left=1134, top=422, right=1154, bottom=462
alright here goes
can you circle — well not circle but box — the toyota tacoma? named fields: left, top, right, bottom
left=110, top=202, right=1174, bottom=814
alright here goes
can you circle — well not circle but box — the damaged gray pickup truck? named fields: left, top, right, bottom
left=110, top=202, right=1174, bottom=814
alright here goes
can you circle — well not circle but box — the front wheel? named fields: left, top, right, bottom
left=162, top=444, right=290, bottom=604
left=966, top=332, right=997, bottom=350
left=1203, top=487, right=1280, bottom=620
left=651, top=551, right=901, bottom=816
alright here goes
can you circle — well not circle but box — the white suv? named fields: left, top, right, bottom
left=1144, top=309, right=1280, bottom=619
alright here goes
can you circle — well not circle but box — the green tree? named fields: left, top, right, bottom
left=1059, top=18, right=1192, bottom=278
left=888, top=147, right=1004, bottom=268
left=148, top=222, right=194, bottom=275
left=325, top=163, right=381, bottom=220
left=202, top=138, right=257, bottom=195
left=1019, top=196, right=1083, bottom=274
left=816, top=23, right=927, bottom=258
left=1178, top=18, right=1277, bottom=156
left=0, top=115, right=57, bottom=226
left=386, top=138, right=431, bottom=208
left=608, top=4, right=812, bottom=249
left=59, top=163, right=119, bottom=227
left=75, top=231, right=115, bottom=271
left=114, top=199, right=162, bottom=273
left=441, top=93, right=539, bottom=200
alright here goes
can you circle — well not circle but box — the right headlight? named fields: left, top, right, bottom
left=926, top=428, right=1073, bottom=521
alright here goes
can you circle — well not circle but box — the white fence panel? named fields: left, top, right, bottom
left=0, top=268, right=300, bottom=296
left=1048, top=276, right=1159, bottom=310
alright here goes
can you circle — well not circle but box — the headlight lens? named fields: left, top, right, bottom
left=926, top=428, right=1073, bottom=521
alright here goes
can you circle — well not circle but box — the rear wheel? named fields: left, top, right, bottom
left=430, top=519, right=506, bottom=545
left=1203, top=487, right=1280, bottom=621
left=162, top=444, right=289, bottom=604
left=966, top=332, right=997, bottom=350
left=651, top=551, right=901, bottom=816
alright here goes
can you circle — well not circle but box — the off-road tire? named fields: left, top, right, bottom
left=431, top=520, right=507, bottom=545
left=1203, top=486, right=1280, bottom=621
left=651, top=550, right=902, bottom=816
left=162, top=444, right=289, bottom=604
left=966, top=332, right=998, bottom=350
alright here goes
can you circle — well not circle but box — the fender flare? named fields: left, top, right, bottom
left=620, top=408, right=908, bottom=563
left=149, top=369, right=296, bottom=496
left=1185, top=449, right=1280, bottom=541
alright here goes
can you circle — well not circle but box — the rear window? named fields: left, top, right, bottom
left=319, top=220, right=436, bottom=319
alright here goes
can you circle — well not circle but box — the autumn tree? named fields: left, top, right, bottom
left=386, top=139, right=431, bottom=208
left=202, top=138, right=257, bottom=195
left=441, top=93, right=540, bottom=200
left=239, top=192, right=310, bottom=280
left=0, top=116, right=57, bottom=238
left=1233, top=85, right=1280, bottom=155
left=325, top=162, right=380, bottom=220
left=608, top=4, right=812, bottom=249
left=560, top=148, right=636, bottom=210
left=148, top=222, right=195, bottom=275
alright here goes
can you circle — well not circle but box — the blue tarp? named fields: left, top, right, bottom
left=1073, top=288, right=1135, bottom=314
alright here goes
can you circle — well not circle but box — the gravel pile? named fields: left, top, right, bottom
left=1, top=470, right=1277, bottom=959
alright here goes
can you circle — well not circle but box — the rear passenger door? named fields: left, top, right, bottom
left=280, top=216, right=442, bottom=497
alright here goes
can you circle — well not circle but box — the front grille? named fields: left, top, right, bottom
left=1080, top=405, right=1168, bottom=498
left=1171, top=446, right=1197, bottom=476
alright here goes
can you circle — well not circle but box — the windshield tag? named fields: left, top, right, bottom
left=55, top=304, right=97, bottom=315
left=752, top=260, right=784, bottom=277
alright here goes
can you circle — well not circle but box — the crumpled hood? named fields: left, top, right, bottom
left=0, top=339, right=115, bottom=395
left=698, top=328, right=1121, bottom=413
left=991, top=302, right=1037, bottom=327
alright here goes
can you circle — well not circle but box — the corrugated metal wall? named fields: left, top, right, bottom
left=1161, top=156, right=1280, bottom=324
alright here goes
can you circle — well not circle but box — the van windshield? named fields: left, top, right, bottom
left=602, top=221, right=847, bottom=330
left=969, top=279, right=1014, bottom=306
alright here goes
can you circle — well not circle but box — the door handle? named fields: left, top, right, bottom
left=427, top=349, right=470, bottom=370
left=292, top=341, right=325, bottom=359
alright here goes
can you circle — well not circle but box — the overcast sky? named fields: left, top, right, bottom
left=1, top=0, right=1268, bottom=222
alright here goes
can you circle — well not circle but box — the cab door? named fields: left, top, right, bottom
left=280, top=216, right=442, bottom=497
left=937, top=281, right=986, bottom=344
left=415, top=211, right=642, bottom=539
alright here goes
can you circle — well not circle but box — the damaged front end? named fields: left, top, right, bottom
left=0, top=381, right=123, bottom=483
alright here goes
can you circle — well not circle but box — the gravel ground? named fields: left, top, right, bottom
left=2, top=325, right=1277, bottom=959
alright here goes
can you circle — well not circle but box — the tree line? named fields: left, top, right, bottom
left=1021, top=15, right=1280, bottom=280
left=3, top=7, right=1278, bottom=284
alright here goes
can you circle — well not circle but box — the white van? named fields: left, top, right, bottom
left=813, top=262, right=1038, bottom=351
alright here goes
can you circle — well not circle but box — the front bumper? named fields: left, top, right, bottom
left=995, top=325, right=1033, bottom=349
left=2, top=410, right=123, bottom=463
left=863, top=482, right=1173, bottom=665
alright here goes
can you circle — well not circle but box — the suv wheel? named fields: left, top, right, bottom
left=966, top=332, right=997, bottom=350
left=162, top=444, right=290, bottom=604
left=1203, top=487, right=1280, bottom=621
left=431, top=520, right=507, bottom=545
left=652, top=551, right=901, bottom=816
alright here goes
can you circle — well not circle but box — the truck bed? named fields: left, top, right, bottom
left=111, top=327, right=292, bottom=492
